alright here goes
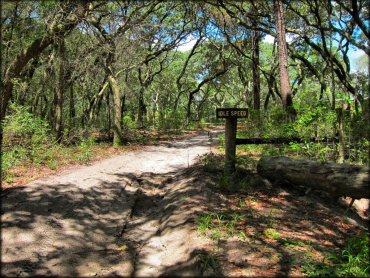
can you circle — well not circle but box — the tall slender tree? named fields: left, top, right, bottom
left=274, top=0, right=294, bottom=114
left=55, top=37, right=66, bottom=143
left=252, top=29, right=261, bottom=111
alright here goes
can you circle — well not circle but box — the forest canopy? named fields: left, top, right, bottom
left=1, top=0, right=368, bottom=149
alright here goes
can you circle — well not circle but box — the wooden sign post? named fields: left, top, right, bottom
left=216, top=108, right=248, bottom=174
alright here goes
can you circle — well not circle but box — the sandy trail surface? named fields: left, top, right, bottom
left=1, top=130, right=222, bottom=277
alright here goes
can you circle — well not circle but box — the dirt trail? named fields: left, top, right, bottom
left=1, top=129, right=222, bottom=277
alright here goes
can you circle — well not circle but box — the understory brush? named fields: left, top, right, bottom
left=302, top=231, right=369, bottom=277
left=1, top=104, right=118, bottom=184
left=236, top=106, right=368, bottom=164
left=2, top=104, right=52, bottom=182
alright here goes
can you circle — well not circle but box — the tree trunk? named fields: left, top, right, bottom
left=274, top=0, right=294, bottom=114
left=106, top=89, right=111, bottom=131
left=68, top=81, right=75, bottom=136
left=108, top=75, right=123, bottom=146
left=257, top=156, right=369, bottom=199
left=252, top=30, right=261, bottom=111
left=137, top=88, right=146, bottom=129
left=55, top=38, right=65, bottom=143
left=336, top=108, right=345, bottom=163
left=0, top=2, right=88, bottom=121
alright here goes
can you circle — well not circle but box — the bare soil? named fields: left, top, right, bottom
left=1, top=128, right=368, bottom=277
left=1, top=129, right=220, bottom=276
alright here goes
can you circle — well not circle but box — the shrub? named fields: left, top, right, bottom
left=2, top=104, right=51, bottom=176
left=3, top=103, right=50, bottom=147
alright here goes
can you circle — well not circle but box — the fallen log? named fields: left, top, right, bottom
left=257, top=156, right=369, bottom=199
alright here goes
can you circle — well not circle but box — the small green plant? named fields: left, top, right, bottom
left=251, top=231, right=263, bottom=242
left=210, top=229, right=223, bottom=241
left=339, top=232, right=370, bottom=276
left=261, top=208, right=277, bottom=228
left=199, top=152, right=221, bottom=172
left=239, top=231, right=247, bottom=241
left=197, top=213, right=214, bottom=234
left=238, top=197, right=245, bottom=208
left=122, top=112, right=136, bottom=130
left=264, top=228, right=281, bottom=240
left=197, top=252, right=220, bottom=274
left=282, top=238, right=306, bottom=248
left=230, top=212, right=245, bottom=222
left=78, top=136, right=95, bottom=162
left=196, top=212, right=246, bottom=240
left=301, top=231, right=370, bottom=277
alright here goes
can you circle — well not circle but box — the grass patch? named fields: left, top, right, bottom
left=301, top=231, right=370, bottom=277
left=196, top=212, right=246, bottom=241
left=197, top=252, right=220, bottom=274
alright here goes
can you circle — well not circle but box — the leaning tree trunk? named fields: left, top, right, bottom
left=257, top=156, right=369, bottom=199
left=0, top=2, right=89, bottom=121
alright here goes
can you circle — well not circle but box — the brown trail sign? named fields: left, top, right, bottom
left=217, top=108, right=248, bottom=174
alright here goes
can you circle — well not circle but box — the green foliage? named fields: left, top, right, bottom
left=218, top=174, right=231, bottom=190
left=2, top=146, right=27, bottom=182
left=122, top=112, right=136, bottom=130
left=197, top=252, right=220, bottom=274
left=293, top=105, right=337, bottom=138
left=3, top=103, right=50, bottom=146
left=282, top=238, right=306, bottom=248
left=197, top=213, right=214, bottom=233
left=302, top=232, right=370, bottom=277
left=199, top=152, right=223, bottom=172
left=78, top=136, right=95, bottom=163
left=2, top=104, right=52, bottom=178
left=196, top=212, right=245, bottom=241
left=339, top=232, right=370, bottom=277
left=238, top=104, right=368, bottom=164
left=264, top=228, right=281, bottom=240
left=160, top=110, right=185, bottom=130
left=2, top=0, right=369, bottom=161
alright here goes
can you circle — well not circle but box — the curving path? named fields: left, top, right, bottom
left=1, top=129, right=222, bottom=277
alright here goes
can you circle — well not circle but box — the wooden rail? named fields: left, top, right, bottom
left=235, top=137, right=339, bottom=145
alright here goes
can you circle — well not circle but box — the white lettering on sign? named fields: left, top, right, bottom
left=231, top=110, right=247, bottom=117
left=216, top=108, right=248, bottom=118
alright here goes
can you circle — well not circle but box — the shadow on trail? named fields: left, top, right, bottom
left=2, top=179, right=136, bottom=276
left=109, top=168, right=219, bottom=277
left=3, top=149, right=363, bottom=277
left=1, top=165, right=218, bottom=277
left=1, top=129, right=224, bottom=277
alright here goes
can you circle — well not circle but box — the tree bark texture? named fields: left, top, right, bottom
left=336, top=108, right=345, bottom=163
left=69, top=82, right=75, bottom=133
left=257, top=156, right=369, bottom=199
left=274, top=0, right=293, bottom=111
left=138, top=88, right=146, bottom=129
left=55, top=39, right=65, bottom=143
left=225, top=118, right=237, bottom=174
left=252, top=30, right=261, bottom=111
left=108, top=75, right=123, bottom=146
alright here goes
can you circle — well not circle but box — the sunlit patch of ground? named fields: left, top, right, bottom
left=195, top=157, right=367, bottom=277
